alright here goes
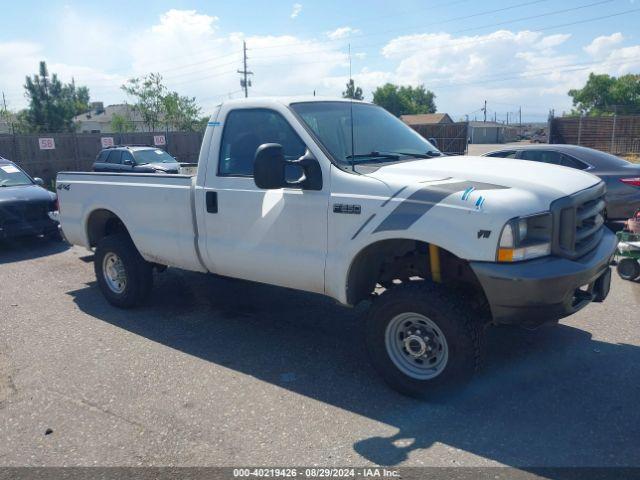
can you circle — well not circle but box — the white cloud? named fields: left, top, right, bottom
left=333, top=30, right=626, bottom=119
left=584, top=32, right=624, bottom=58
left=4, top=8, right=640, bottom=122
left=290, top=3, right=302, bottom=19
left=326, top=26, right=361, bottom=40
left=537, top=33, right=572, bottom=50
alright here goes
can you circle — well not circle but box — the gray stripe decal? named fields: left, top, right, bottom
left=380, top=186, right=408, bottom=207
left=372, top=181, right=508, bottom=234
left=351, top=214, right=377, bottom=240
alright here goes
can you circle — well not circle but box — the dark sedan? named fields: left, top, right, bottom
left=483, top=144, right=640, bottom=220
left=0, top=157, right=60, bottom=240
left=93, top=146, right=180, bottom=174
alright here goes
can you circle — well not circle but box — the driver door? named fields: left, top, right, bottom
left=201, top=106, right=329, bottom=294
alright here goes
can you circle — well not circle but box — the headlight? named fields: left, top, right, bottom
left=497, top=213, right=552, bottom=262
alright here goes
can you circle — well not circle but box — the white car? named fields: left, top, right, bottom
left=57, top=97, right=616, bottom=398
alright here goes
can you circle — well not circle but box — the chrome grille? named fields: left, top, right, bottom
left=551, top=182, right=606, bottom=260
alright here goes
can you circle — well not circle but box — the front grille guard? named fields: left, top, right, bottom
left=550, top=182, right=607, bottom=260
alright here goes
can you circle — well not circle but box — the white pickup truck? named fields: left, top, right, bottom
left=57, top=97, right=617, bottom=397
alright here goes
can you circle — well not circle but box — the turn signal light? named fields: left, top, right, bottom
left=620, top=177, right=640, bottom=187
left=498, top=248, right=514, bottom=262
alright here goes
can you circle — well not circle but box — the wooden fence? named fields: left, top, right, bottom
left=549, top=115, right=640, bottom=155
left=406, top=122, right=468, bottom=155
left=0, top=131, right=203, bottom=186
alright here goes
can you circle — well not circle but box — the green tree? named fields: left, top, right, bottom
left=372, top=83, right=436, bottom=116
left=162, top=92, right=201, bottom=131
left=121, top=73, right=166, bottom=132
left=195, top=115, right=211, bottom=132
left=122, top=73, right=202, bottom=132
left=110, top=113, right=136, bottom=133
left=342, top=79, right=364, bottom=100
left=23, top=61, right=90, bottom=132
left=568, top=73, right=640, bottom=115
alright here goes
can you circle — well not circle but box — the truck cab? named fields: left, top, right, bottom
left=57, top=97, right=617, bottom=398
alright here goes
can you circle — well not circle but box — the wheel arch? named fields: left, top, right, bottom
left=345, top=237, right=487, bottom=307
left=85, top=208, right=131, bottom=248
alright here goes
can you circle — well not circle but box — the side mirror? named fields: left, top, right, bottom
left=33, top=177, right=44, bottom=186
left=123, top=159, right=134, bottom=166
left=428, top=137, right=438, bottom=148
left=254, top=143, right=323, bottom=191
left=254, top=144, right=286, bottom=189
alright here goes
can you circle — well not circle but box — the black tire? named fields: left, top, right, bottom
left=366, top=282, right=486, bottom=399
left=617, top=258, right=640, bottom=281
left=94, top=234, right=153, bottom=308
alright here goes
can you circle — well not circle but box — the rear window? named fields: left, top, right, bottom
left=485, top=150, right=517, bottom=158
left=560, top=154, right=589, bottom=170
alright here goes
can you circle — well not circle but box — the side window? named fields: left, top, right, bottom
left=219, top=109, right=306, bottom=177
left=486, top=150, right=517, bottom=158
left=121, top=151, right=135, bottom=165
left=520, top=150, right=563, bottom=165
left=107, top=150, right=123, bottom=164
left=560, top=154, right=588, bottom=170
left=96, top=150, right=110, bottom=163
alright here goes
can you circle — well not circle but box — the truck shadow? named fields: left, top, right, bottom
left=69, top=268, right=640, bottom=469
left=0, top=236, right=69, bottom=264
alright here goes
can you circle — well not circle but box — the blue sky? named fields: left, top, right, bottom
left=1, top=0, right=639, bottom=121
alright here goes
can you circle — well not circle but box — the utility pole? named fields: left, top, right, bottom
left=1, top=91, right=13, bottom=134
left=482, top=100, right=487, bottom=122
left=506, top=112, right=509, bottom=125
left=237, top=41, right=253, bottom=98
left=518, top=107, right=522, bottom=127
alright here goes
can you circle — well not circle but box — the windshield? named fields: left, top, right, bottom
left=133, top=149, right=177, bottom=165
left=0, top=164, right=33, bottom=187
left=290, top=101, right=441, bottom=165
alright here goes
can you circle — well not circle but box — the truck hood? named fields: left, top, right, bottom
left=366, top=155, right=600, bottom=199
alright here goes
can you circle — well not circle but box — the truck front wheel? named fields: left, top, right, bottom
left=366, top=283, right=485, bottom=398
left=94, top=234, right=153, bottom=308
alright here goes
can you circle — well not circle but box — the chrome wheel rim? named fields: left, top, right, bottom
left=102, top=252, right=127, bottom=294
left=385, top=312, right=449, bottom=380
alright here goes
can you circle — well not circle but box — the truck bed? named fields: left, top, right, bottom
left=57, top=172, right=205, bottom=272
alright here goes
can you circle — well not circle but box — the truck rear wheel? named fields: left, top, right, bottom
left=365, top=282, right=485, bottom=399
left=617, top=258, right=640, bottom=281
left=94, top=234, right=153, bottom=308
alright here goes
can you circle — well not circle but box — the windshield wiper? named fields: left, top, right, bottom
left=346, top=151, right=401, bottom=161
left=384, top=151, right=442, bottom=158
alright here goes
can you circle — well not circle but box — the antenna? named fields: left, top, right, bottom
left=348, top=43, right=356, bottom=172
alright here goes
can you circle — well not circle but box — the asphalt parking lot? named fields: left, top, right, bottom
left=0, top=236, right=639, bottom=468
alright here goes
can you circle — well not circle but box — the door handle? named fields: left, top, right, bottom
left=206, top=191, right=218, bottom=213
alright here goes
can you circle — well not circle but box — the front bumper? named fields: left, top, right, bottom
left=470, top=228, right=618, bottom=327
left=0, top=217, right=59, bottom=239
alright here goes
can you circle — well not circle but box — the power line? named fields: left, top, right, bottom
left=249, top=0, right=614, bottom=62
left=251, top=0, right=553, bottom=53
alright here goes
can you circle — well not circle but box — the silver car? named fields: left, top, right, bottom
left=483, top=144, right=640, bottom=220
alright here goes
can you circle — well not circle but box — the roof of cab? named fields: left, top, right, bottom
left=218, top=96, right=369, bottom=107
